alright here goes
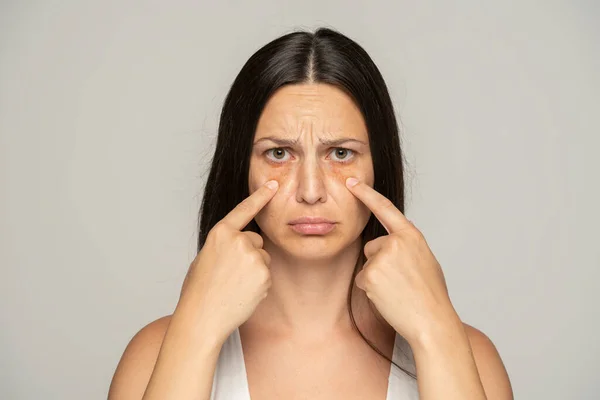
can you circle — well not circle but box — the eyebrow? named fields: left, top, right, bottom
left=253, top=136, right=368, bottom=147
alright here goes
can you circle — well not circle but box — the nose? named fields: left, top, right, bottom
left=295, top=156, right=327, bottom=204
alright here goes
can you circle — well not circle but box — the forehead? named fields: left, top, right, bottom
left=254, top=83, right=368, bottom=141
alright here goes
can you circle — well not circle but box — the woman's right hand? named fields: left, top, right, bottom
left=175, top=180, right=279, bottom=343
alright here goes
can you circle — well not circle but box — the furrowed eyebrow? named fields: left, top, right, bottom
left=253, top=136, right=299, bottom=146
left=253, top=136, right=367, bottom=146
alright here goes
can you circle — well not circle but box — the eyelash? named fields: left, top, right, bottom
left=264, top=147, right=355, bottom=164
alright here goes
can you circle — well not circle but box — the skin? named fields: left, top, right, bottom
left=242, top=83, right=512, bottom=399
left=241, top=83, right=397, bottom=398
left=245, top=83, right=378, bottom=341
left=107, top=83, right=513, bottom=400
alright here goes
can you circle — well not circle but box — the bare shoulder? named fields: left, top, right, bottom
left=462, top=322, right=514, bottom=400
left=108, top=315, right=173, bottom=400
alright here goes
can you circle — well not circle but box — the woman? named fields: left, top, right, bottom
left=108, top=27, right=513, bottom=399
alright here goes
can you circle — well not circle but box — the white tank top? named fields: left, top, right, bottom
left=210, top=327, right=420, bottom=399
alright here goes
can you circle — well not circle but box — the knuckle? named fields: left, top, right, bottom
left=365, top=238, right=378, bottom=251
left=211, top=223, right=229, bottom=240
left=246, top=231, right=264, bottom=247
left=231, top=231, right=246, bottom=242
left=403, top=220, right=421, bottom=236
left=408, top=228, right=425, bottom=244
left=261, top=250, right=271, bottom=265
left=385, top=236, right=402, bottom=251
left=249, top=250, right=264, bottom=264
left=364, top=267, right=379, bottom=285
left=258, top=266, right=270, bottom=283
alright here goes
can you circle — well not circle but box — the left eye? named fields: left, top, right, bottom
left=330, top=148, right=354, bottom=161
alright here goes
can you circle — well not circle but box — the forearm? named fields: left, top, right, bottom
left=142, top=304, right=225, bottom=400
left=412, top=314, right=487, bottom=400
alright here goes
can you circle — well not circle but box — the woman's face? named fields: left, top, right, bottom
left=249, top=83, right=375, bottom=259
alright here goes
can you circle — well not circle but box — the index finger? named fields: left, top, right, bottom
left=345, top=177, right=411, bottom=234
left=221, top=180, right=279, bottom=231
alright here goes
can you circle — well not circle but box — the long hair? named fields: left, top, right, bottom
left=197, top=27, right=414, bottom=379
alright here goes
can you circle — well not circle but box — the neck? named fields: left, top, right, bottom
left=244, top=234, right=376, bottom=341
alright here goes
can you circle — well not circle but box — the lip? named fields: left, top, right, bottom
left=288, top=217, right=337, bottom=235
left=289, top=222, right=336, bottom=235
left=288, top=217, right=336, bottom=225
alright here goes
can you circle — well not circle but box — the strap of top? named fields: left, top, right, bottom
left=387, top=333, right=419, bottom=399
left=210, top=328, right=251, bottom=399
left=211, top=328, right=419, bottom=399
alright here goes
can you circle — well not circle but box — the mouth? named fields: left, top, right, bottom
left=288, top=217, right=337, bottom=235
left=288, top=217, right=336, bottom=224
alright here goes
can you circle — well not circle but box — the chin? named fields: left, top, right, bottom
left=282, top=242, right=345, bottom=261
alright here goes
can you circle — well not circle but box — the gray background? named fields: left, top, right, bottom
left=1, top=0, right=598, bottom=399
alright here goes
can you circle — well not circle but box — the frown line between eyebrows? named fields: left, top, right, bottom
left=253, top=136, right=368, bottom=147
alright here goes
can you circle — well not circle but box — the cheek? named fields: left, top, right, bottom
left=328, top=158, right=374, bottom=187
left=250, top=156, right=374, bottom=193
left=330, top=163, right=374, bottom=222
left=328, top=164, right=349, bottom=186
left=268, top=165, right=291, bottom=186
left=248, top=161, right=288, bottom=193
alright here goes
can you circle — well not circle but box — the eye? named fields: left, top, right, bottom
left=265, top=148, right=291, bottom=162
left=329, top=148, right=355, bottom=163
left=264, top=147, right=355, bottom=164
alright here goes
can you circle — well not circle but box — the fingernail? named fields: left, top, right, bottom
left=265, top=180, right=278, bottom=190
left=346, top=177, right=359, bottom=187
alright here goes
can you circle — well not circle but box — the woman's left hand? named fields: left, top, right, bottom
left=346, top=177, right=460, bottom=347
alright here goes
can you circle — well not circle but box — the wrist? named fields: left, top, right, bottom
left=171, top=298, right=229, bottom=352
left=413, top=307, right=467, bottom=353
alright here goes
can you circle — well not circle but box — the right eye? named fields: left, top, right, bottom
left=265, top=148, right=291, bottom=163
